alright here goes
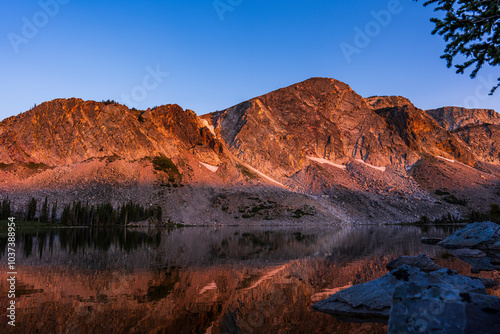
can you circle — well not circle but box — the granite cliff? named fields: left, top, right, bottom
left=426, top=107, right=500, bottom=165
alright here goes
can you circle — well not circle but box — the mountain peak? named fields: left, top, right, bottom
left=268, top=77, right=353, bottom=96
left=365, top=96, right=414, bottom=110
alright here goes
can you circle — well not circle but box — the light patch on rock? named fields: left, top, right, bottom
left=437, top=156, right=456, bottom=163
left=200, top=119, right=216, bottom=136
left=354, top=159, right=387, bottom=172
left=198, top=281, right=217, bottom=294
left=437, top=155, right=488, bottom=172
left=242, top=163, right=288, bottom=189
left=307, top=156, right=346, bottom=170
left=200, top=162, right=218, bottom=173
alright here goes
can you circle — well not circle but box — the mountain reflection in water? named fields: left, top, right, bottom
left=0, top=224, right=494, bottom=333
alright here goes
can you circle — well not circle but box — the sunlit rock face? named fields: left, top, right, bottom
left=426, top=106, right=500, bottom=165
left=0, top=99, right=226, bottom=166
left=0, top=78, right=499, bottom=224
left=426, top=107, right=500, bottom=132
left=365, top=96, right=414, bottom=110
left=205, top=78, right=419, bottom=180
left=373, top=103, right=477, bottom=167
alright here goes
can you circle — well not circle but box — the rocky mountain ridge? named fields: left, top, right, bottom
left=0, top=78, right=499, bottom=224
left=0, top=98, right=227, bottom=166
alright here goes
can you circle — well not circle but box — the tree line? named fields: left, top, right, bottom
left=418, top=204, right=500, bottom=225
left=0, top=197, right=162, bottom=226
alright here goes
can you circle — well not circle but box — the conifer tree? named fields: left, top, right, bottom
left=0, top=198, right=11, bottom=219
left=51, top=201, right=58, bottom=223
left=417, top=0, right=500, bottom=93
left=27, top=197, right=37, bottom=222
left=41, top=197, right=49, bottom=223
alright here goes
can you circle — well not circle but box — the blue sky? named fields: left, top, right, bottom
left=0, top=0, right=498, bottom=121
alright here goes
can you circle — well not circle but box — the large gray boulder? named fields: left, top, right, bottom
left=388, top=283, right=500, bottom=334
left=312, top=265, right=486, bottom=323
left=438, top=222, right=500, bottom=272
left=438, top=222, right=500, bottom=250
left=386, top=254, right=444, bottom=272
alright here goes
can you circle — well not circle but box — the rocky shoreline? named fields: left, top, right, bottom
left=313, top=221, right=500, bottom=333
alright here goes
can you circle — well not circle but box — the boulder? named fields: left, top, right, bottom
left=421, top=237, right=443, bottom=245
left=386, top=254, right=444, bottom=272
left=312, top=265, right=486, bottom=323
left=438, top=222, right=500, bottom=272
left=438, top=222, right=500, bottom=250
left=473, top=277, right=500, bottom=289
left=490, top=241, right=500, bottom=250
left=388, top=283, right=500, bottom=334
left=450, top=249, right=487, bottom=258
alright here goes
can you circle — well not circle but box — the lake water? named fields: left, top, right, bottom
left=0, top=224, right=493, bottom=333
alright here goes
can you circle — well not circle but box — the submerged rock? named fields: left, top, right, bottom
left=438, top=222, right=500, bottom=250
left=388, top=283, right=500, bottom=334
left=386, top=254, right=444, bottom=272
left=421, top=237, right=443, bottom=245
left=312, top=265, right=486, bottom=323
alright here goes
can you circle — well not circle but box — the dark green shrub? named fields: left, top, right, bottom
left=152, top=155, right=181, bottom=182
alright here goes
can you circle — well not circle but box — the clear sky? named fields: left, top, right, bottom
left=1, top=0, right=498, bottom=121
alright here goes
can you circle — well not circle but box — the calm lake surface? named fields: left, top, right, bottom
left=0, top=224, right=488, bottom=333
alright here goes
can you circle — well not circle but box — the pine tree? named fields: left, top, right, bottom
left=27, top=197, right=37, bottom=222
left=41, top=197, right=49, bottom=223
left=156, top=206, right=162, bottom=222
left=417, top=0, right=500, bottom=94
left=61, top=204, right=71, bottom=225
left=0, top=198, right=11, bottom=220
left=51, top=201, right=58, bottom=223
